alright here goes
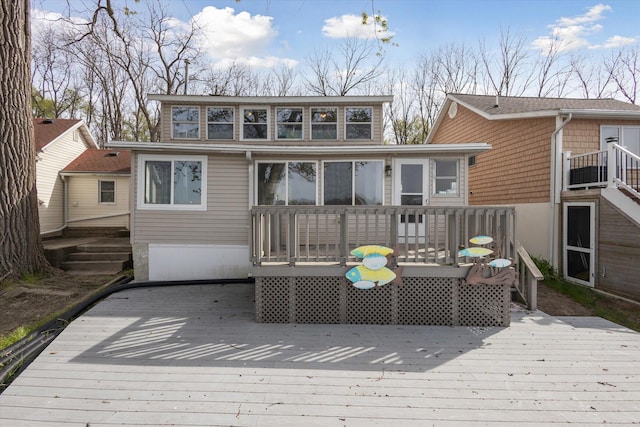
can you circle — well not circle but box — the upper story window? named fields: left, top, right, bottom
left=323, top=160, right=383, bottom=205
left=602, top=125, right=640, bottom=156
left=345, top=107, right=372, bottom=140
left=138, top=154, right=207, bottom=210
left=256, top=161, right=317, bottom=205
left=311, top=107, right=338, bottom=140
left=172, top=106, right=200, bottom=139
left=207, top=107, right=234, bottom=140
left=276, top=108, right=303, bottom=140
left=99, top=180, right=115, bottom=204
left=242, top=107, right=269, bottom=140
left=433, top=159, right=459, bottom=195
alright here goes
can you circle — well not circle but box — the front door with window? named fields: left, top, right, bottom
left=394, top=159, right=429, bottom=243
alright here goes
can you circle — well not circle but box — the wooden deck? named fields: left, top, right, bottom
left=1, top=283, right=639, bottom=426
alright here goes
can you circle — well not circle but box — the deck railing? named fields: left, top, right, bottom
left=566, top=143, right=640, bottom=198
left=250, top=205, right=517, bottom=266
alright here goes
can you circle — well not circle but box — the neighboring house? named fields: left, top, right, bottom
left=428, top=94, right=640, bottom=298
left=60, top=149, right=131, bottom=231
left=108, top=95, right=499, bottom=282
left=34, top=118, right=98, bottom=236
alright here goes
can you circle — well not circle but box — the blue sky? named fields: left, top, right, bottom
left=33, top=0, right=639, bottom=69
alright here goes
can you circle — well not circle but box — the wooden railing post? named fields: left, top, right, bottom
left=288, top=212, right=297, bottom=266
left=340, top=212, right=348, bottom=266
left=607, top=141, right=617, bottom=189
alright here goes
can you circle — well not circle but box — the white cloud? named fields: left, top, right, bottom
left=30, top=9, right=87, bottom=42
left=532, top=3, right=635, bottom=54
left=189, top=6, right=298, bottom=69
left=322, top=14, right=394, bottom=40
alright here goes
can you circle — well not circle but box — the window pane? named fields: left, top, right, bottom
left=436, top=160, right=457, bottom=176
left=622, top=127, right=640, bottom=156
left=354, top=161, right=382, bottom=205
left=277, top=108, right=302, bottom=123
left=346, top=108, right=372, bottom=140
left=567, top=205, right=591, bottom=248
left=345, top=108, right=371, bottom=122
left=173, top=123, right=199, bottom=139
left=324, top=162, right=352, bottom=205
left=257, top=163, right=286, bottom=205
left=346, top=124, right=371, bottom=139
left=145, top=161, right=171, bottom=204
left=172, top=106, right=199, bottom=122
left=277, top=124, right=302, bottom=139
left=208, top=124, right=233, bottom=139
left=243, top=109, right=268, bottom=139
left=312, top=124, right=337, bottom=140
left=174, top=161, right=202, bottom=205
left=311, top=108, right=337, bottom=123
left=100, top=181, right=114, bottom=191
left=207, top=107, right=233, bottom=122
left=567, top=250, right=590, bottom=282
left=435, top=178, right=457, bottom=194
left=288, top=162, right=316, bottom=205
left=401, top=164, right=422, bottom=194
left=244, top=109, right=267, bottom=123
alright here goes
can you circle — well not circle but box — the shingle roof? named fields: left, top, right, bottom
left=450, top=93, right=640, bottom=116
left=33, top=118, right=82, bottom=151
left=62, top=149, right=131, bottom=174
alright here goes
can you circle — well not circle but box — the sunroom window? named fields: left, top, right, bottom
left=323, top=161, right=383, bottom=205
left=311, top=107, right=337, bottom=140
left=138, top=155, right=207, bottom=210
left=433, top=159, right=459, bottom=195
left=345, top=107, right=372, bottom=140
left=242, top=107, right=269, bottom=140
left=172, top=106, right=199, bottom=139
left=207, top=107, right=234, bottom=140
left=257, top=162, right=317, bottom=205
left=276, top=108, right=303, bottom=140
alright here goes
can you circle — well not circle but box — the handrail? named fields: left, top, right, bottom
left=515, top=242, right=543, bottom=311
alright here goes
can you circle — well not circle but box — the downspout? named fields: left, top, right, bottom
left=246, top=151, right=253, bottom=276
left=549, top=113, right=572, bottom=265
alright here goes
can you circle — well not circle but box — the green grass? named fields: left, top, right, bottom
left=533, top=257, right=640, bottom=332
left=0, top=326, right=30, bottom=350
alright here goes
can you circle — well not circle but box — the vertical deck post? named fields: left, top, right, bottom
left=340, top=212, right=348, bottom=266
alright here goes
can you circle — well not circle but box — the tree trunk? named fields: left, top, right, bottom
left=1, top=0, right=51, bottom=280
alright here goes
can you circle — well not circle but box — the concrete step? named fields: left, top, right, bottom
left=61, top=259, right=132, bottom=275
left=66, top=252, right=131, bottom=262
left=76, top=244, right=132, bottom=253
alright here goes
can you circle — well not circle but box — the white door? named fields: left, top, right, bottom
left=394, top=159, right=429, bottom=242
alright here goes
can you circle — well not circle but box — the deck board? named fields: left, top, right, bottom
left=1, top=283, right=639, bottom=426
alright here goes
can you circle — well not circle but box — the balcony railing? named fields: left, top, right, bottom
left=250, top=205, right=516, bottom=266
left=566, top=143, right=640, bottom=198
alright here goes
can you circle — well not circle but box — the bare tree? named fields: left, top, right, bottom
left=1, top=0, right=52, bottom=280
left=532, top=36, right=572, bottom=98
left=604, top=46, right=639, bottom=104
left=304, top=37, right=384, bottom=96
left=570, top=53, right=616, bottom=99
left=479, top=28, right=532, bottom=96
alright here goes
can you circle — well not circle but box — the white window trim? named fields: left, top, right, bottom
left=344, top=106, right=373, bottom=141
left=432, top=158, right=460, bottom=197
left=310, top=106, right=338, bottom=141
left=137, top=154, right=207, bottom=211
left=99, top=179, right=116, bottom=205
left=600, top=124, right=640, bottom=153
left=321, top=159, right=385, bottom=205
left=240, top=106, right=271, bottom=141
left=254, top=160, right=318, bottom=206
left=206, top=106, right=235, bottom=140
left=275, top=107, right=304, bottom=141
left=171, top=105, right=200, bottom=140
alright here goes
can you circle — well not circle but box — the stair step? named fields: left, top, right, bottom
left=67, top=252, right=132, bottom=262
left=76, top=244, right=132, bottom=253
left=61, top=260, right=131, bottom=275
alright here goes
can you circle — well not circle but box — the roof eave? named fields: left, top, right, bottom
left=107, top=140, right=491, bottom=155
left=147, top=94, right=395, bottom=104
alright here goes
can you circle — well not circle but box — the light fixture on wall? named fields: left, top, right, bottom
left=385, top=164, right=392, bottom=177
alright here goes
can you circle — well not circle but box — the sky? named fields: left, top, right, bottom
left=32, top=0, right=640, bottom=71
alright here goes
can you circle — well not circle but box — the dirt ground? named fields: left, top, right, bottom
left=3, top=271, right=632, bottom=339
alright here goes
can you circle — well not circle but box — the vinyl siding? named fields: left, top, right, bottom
left=133, top=153, right=249, bottom=245
left=563, top=118, right=640, bottom=155
left=36, top=130, right=92, bottom=233
left=161, top=103, right=385, bottom=145
left=430, top=103, right=555, bottom=205
left=67, top=175, right=130, bottom=228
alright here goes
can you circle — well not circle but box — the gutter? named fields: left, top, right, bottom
left=549, top=113, right=572, bottom=265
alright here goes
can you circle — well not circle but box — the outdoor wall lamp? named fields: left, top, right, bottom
left=385, top=164, right=392, bottom=177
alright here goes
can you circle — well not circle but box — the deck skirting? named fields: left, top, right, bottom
left=254, top=266, right=511, bottom=326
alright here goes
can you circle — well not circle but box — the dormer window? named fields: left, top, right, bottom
left=345, top=107, right=372, bottom=140
left=311, top=107, right=337, bottom=140
left=172, top=106, right=200, bottom=139
left=276, top=108, right=303, bottom=140
left=207, top=107, right=234, bottom=140
left=242, top=107, right=269, bottom=140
